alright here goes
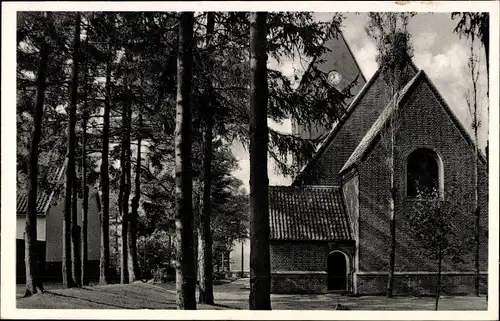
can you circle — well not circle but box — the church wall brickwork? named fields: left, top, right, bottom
left=270, top=241, right=355, bottom=293
left=270, top=241, right=328, bottom=272
left=270, top=241, right=355, bottom=272
left=478, top=160, right=489, bottom=271
left=300, top=76, right=390, bottom=186
left=355, top=273, right=488, bottom=295
left=271, top=272, right=329, bottom=294
left=282, top=66, right=488, bottom=295
left=355, top=78, right=488, bottom=295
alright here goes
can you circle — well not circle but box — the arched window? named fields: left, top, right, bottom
left=407, top=149, right=441, bottom=198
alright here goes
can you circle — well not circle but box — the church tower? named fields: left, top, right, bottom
left=291, top=30, right=367, bottom=140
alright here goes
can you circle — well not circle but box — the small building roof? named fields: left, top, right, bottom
left=16, top=191, right=53, bottom=216
left=16, top=164, right=66, bottom=216
left=269, top=185, right=352, bottom=241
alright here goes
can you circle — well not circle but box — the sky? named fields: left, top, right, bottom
left=231, top=12, right=490, bottom=193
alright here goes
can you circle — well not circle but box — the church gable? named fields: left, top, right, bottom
left=294, top=62, right=418, bottom=186
left=352, top=69, right=488, bottom=273
left=340, top=71, right=423, bottom=175
left=340, top=69, right=486, bottom=176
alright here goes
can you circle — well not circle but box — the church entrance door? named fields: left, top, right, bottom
left=327, top=251, right=347, bottom=291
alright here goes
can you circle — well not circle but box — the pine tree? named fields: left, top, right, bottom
left=119, top=77, right=131, bottom=283
left=23, top=11, right=51, bottom=297
left=63, top=12, right=82, bottom=288
left=80, top=25, right=90, bottom=286
left=175, top=11, right=196, bottom=310
left=99, top=19, right=114, bottom=284
left=198, top=11, right=215, bottom=305
left=129, top=113, right=142, bottom=281
left=248, top=11, right=271, bottom=310
left=70, top=15, right=83, bottom=287
left=72, top=163, right=81, bottom=286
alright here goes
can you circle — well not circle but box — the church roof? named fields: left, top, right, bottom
left=339, top=69, right=487, bottom=175
left=269, top=186, right=352, bottom=241
left=17, top=164, right=66, bottom=216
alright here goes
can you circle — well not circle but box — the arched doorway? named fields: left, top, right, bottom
left=327, top=251, right=348, bottom=291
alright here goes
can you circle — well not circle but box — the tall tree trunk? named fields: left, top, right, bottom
left=387, top=118, right=396, bottom=298
left=485, top=33, right=489, bottom=165
left=468, top=39, right=481, bottom=297
left=483, top=16, right=489, bottom=82
left=175, top=12, right=196, bottom=310
left=193, top=187, right=199, bottom=285
left=472, top=57, right=481, bottom=296
left=248, top=12, right=271, bottom=310
left=198, top=11, right=215, bottom=305
left=484, top=17, right=489, bottom=164
left=168, top=234, right=172, bottom=269
left=119, top=100, right=130, bottom=284
left=142, top=237, right=147, bottom=280
left=63, top=12, right=81, bottom=288
left=241, top=240, right=244, bottom=277
left=114, top=211, right=119, bottom=278
left=128, top=113, right=141, bottom=283
left=435, top=229, right=442, bottom=311
left=23, top=11, right=50, bottom=297
left=119, top=50, right=134, bottom=284
left=473, top=89, right=480, bottom=297
left=99, top=46, right=112, bottom=285
left=72, top=167, right=81, bottom=286
left=71, top=14, right=82, bottom=287
left=81, top=35, right=89, bottom=286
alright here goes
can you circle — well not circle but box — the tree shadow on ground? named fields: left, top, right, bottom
left=43, top=290, right=131, bottom=309
left=81, top=285, right=171, bottom=306
left=209, top=302, right=241, bottom=310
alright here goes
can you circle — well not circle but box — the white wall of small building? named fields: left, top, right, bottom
left=230, top=238, right=250, bottom=273
left=16, top=216, right=46, bottom=241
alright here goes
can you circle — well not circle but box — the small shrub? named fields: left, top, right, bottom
left=137, top=231, right=174, bottom=281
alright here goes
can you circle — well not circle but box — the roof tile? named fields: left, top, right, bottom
left=17, top=165, right=65, bottom=215
left=269, top=186, right=352, bottom=241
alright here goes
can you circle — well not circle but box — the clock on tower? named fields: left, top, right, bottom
left=327, top=70, right=342, bottom=86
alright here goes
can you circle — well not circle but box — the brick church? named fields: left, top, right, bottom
left=268, top=31, right=489, bottom=295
